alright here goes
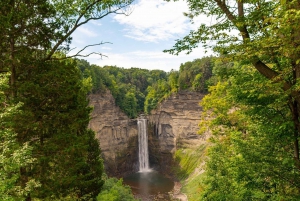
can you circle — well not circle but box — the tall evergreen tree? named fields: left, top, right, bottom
left=1, top=0, right=133, bottom=199
left=14, top=59, right=104, bottom=200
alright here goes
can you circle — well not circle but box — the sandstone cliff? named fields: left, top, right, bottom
left=148, top=91, right=206, bottom=153
left=88, top=90, right=207, bottom=176
left=88, top=91, right=138, bottom=176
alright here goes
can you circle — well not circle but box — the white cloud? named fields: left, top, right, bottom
left=77, top=26, right=98, bottom=37
left=85, top=47, right=213, bottom=72
left=69, top=0, right=215, bottom=71
left=114, top=0, right=190, bottom=42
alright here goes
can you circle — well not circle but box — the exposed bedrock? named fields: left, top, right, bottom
left=88, top=90, right=207, bottom=177
left=88, top=91, right=139, bottom=177
left=147, top=91, right=208, bottom=174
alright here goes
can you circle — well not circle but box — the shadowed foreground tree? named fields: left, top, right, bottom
left=14, top=59, right=104, bottom=200
left=0, top=74, right=39, bottom=200
left=0, top=0, right=133, bottom=199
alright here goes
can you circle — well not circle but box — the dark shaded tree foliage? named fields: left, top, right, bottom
left=15, top=59, right=104, bottom=200
left=1, top=0, right=133, bottom=199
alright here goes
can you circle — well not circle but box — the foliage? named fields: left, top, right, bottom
left=144, top=57, right=214, bottom=114
left=172, top=142, right=208, bottom=201
left=12, top=59, right=105, bottom=200
left=1, top=0, right=133, bottom=199
left=178, top=57, right=213, bottom=92
left=174, top=145, right=207, bottom=180
left=198, top=63, right=300, bottom=200
left=165, top=0, right=300, bottom=162
left=165, top=1, right=300, bottom=199
left=97, top=176, right=138, bottom=201
left=77, top=59, right=168, bottom=117
left=0, top=74, right=40, bottom=200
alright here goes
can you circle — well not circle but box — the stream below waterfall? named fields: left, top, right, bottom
left=127, top=117, right=174, bottom=200
left=123, top=170, right=174, bottom=200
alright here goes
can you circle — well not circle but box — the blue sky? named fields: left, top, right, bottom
left=70, top=0, right=213, bottom=72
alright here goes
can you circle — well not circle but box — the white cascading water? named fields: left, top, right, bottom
left=138, top=118, right=150, bottom=172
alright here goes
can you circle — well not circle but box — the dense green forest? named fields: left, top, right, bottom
left=77, top=56, right=214, bottom=117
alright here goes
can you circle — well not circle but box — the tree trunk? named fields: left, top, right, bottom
left=10, top=37, right=16, bottom=98
left=289, top=98, right=300, bottom=168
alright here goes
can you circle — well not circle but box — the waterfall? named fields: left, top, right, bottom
left=138, top=117, right=150, bottom=172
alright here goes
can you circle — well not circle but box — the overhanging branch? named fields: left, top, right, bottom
left=45, top=1, right=132, bottom=60
left=51, top=42, right=111, bottom=60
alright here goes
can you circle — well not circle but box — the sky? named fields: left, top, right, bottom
left=70, top=0, right=213, bottom=72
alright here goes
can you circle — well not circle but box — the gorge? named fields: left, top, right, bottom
left=88, top=90, right=207, bottom=199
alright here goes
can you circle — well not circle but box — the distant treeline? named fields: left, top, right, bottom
left=77, top=56, right=214, bottom=118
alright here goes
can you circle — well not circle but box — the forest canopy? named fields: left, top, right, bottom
left=76, top=56, right=214, bottom=117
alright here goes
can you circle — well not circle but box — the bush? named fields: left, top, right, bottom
left=97, top=177, right=138, bottom=201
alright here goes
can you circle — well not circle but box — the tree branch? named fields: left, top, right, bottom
left=45, top=1, right=132, bottom=60
left=51, top=42, right=111, bottom=60
left=215, top=0, right=293, bottom=92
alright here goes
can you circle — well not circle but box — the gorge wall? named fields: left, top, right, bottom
left=88, top=90, right=206, bottom=177
left=88, top=91, right=139, bottom=176
left=147, top=91, right=207, bottom=173
left=148, top=91, right=206, bottom=151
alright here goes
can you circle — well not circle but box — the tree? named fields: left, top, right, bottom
left=13, top=59, right=104, bottom=200
left=123, top=91, right=138, bottom=118
left=168, top=70, right=179, bottom=92
left=0, top=73, right=39, bottom=200
left=198, top=63, right=300, bottom=200
left=177, top=57, right=213, bottom=92
left=1, top=0, right=133, bottom=94
left=192, top=73, right=202, bottom=91
left=1, top=0, right=133, bottom=199
left=97, top=177, right=137, bottom=201
left=165, top=0, right=300, bottom=168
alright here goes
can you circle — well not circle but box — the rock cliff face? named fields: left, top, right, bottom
left=88, top=90, right=206, bottom=177
left=88, top=91, right=138, bottom=176
left=146, top=91, right=207, bottom=174
left=148, top=91, right=206, bottom=154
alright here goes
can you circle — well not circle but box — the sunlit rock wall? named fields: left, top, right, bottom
left=148, top=91, right=206, bottom=154
left=88, top=91, right=138, bottom=176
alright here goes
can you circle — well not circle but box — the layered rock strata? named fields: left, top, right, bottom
left=88, top=90, right=206, bottom=176
left=88, top=91, right=138, bottom=176
left=148, top=91, right=206, bottom=154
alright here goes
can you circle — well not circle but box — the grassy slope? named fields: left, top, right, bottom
left=173, top=143, right=209, bottom=201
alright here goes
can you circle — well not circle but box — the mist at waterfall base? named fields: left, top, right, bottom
left=123, top=118, right=174, bottom=199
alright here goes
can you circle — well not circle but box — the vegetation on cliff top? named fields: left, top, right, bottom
left=77, top=56, right=214, bottom=117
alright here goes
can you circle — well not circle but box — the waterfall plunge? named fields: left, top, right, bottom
left=137, top=118, right=150, bottom=172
